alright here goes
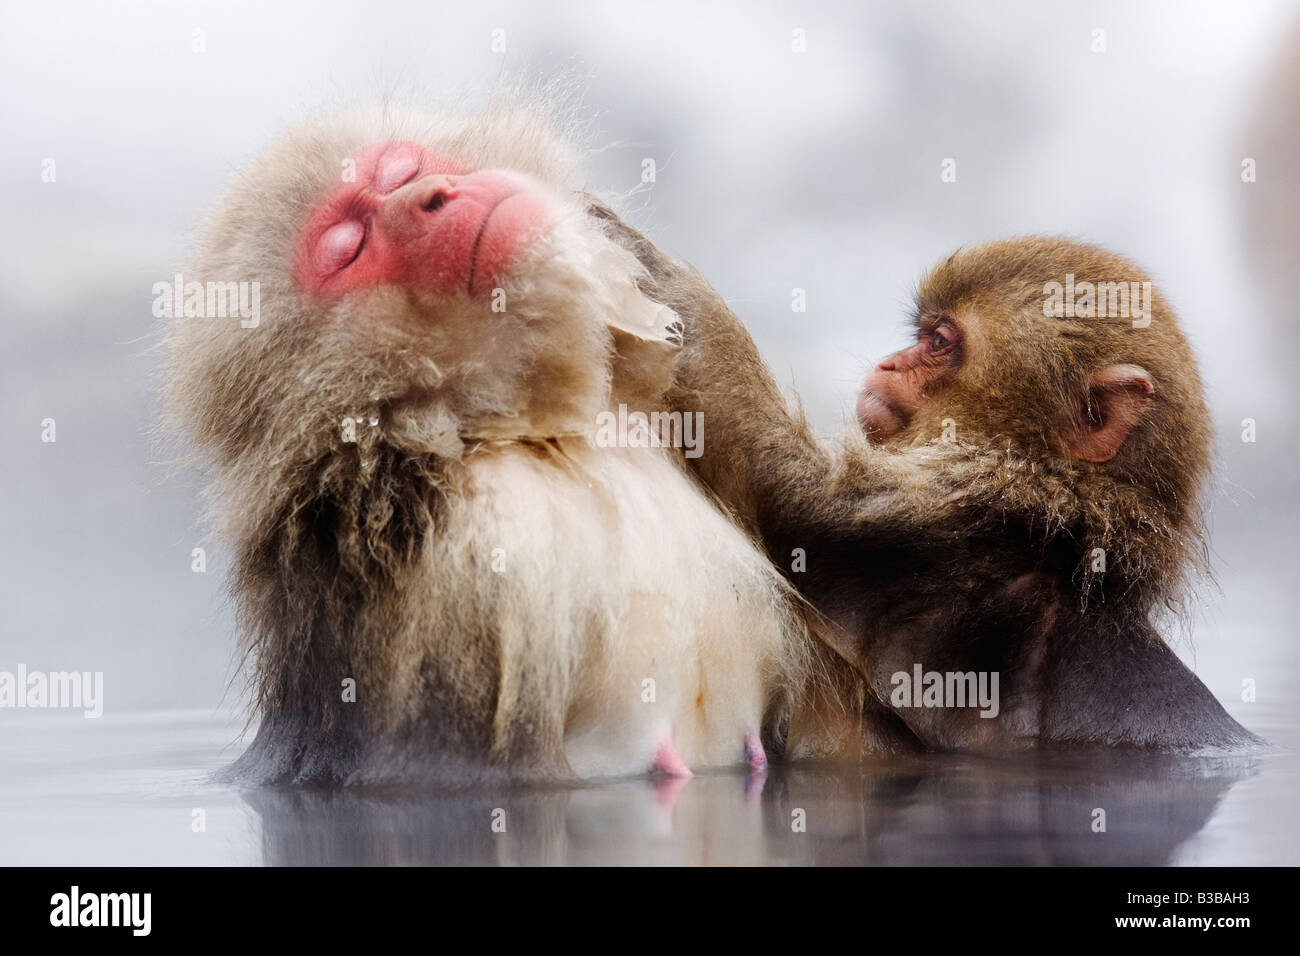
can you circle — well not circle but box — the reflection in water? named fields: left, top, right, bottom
left=244, top=752, right=1258, bottom=866
left=1, top=713, right=1284, bottom=865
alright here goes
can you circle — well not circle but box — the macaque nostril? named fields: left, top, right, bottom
left=423, top=192, right=447, bottom=213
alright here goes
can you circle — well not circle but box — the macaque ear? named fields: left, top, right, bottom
left=1069, top=364, right=1155, bottom=463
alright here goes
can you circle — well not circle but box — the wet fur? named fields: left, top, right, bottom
left=603, top=224, right=1259, bottom=753
left=165, top=102, right=811, bottom=784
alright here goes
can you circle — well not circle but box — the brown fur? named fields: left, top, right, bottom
left=901, top=240, right=1211, bottom=614
left=603, top=222, right=1257, bottom=752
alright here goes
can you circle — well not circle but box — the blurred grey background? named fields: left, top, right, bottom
left=1, top=0, right=1297, bottom=728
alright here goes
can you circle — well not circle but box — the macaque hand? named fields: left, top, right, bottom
left=582, top=195, right=722, bottom=348
left=581, top=195, right=779, bottom=410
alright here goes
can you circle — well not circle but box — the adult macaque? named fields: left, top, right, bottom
left=595, top=214, right=1259, bottom=752
left=165, top=105, right=820, bottom=784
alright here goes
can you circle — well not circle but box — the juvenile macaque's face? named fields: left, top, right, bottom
left=854, top=241, right=1181, bottom=466
left=293, top=141, right=551, bottom=299
left=856, top=314, right=964, bottom=442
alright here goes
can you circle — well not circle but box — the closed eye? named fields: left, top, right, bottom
left=375, top=150, right=421, bottom=193
left=318, top=220, right=366, bottom=273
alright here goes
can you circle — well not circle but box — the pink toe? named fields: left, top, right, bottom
left=651, top=737, right=693, bottom=778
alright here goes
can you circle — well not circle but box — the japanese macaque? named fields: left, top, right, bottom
left=164, top=104, right=814, bottom=785
left=598, top=217, right=1261, bottom=752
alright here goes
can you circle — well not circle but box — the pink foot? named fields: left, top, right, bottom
left=651, top=736, right=693, bottom=778
left=744, top=731, right=767, bottom=773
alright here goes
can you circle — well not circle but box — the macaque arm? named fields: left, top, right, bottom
left=587, top=199, right=834, bottom=537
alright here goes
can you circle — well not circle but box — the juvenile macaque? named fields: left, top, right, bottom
left=600, top=218, right=1260, bottom=752
left=165, top=104, right=813, bottom=784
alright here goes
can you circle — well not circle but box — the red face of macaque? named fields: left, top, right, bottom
left=856, top=315, right=964, bottom=442
left=293, top=141, right=551, bottom=299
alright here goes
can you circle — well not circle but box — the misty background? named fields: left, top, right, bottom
left=1, top=0, right=1297, bottom=738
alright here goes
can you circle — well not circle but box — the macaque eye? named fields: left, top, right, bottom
left=924, top=323, right=958, bottom=355
left=318, top=220, right=366, bottom=273
left=375, top=151, right=421, bottom=193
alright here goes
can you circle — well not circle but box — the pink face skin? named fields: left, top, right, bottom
left=293, top=141, right=550, bottom=300
left=856, top=316, right=963, bottom=442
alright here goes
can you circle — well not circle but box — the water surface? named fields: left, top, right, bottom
left=2, top=709, right=1293, bottom=866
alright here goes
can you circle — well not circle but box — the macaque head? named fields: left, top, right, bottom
left=857, top=238, right=1211, bottom=498
left=166, top=105, right=678, bottom=481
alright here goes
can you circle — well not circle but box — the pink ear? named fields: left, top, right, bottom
left=1068, top=364, right=1155, bottom=463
